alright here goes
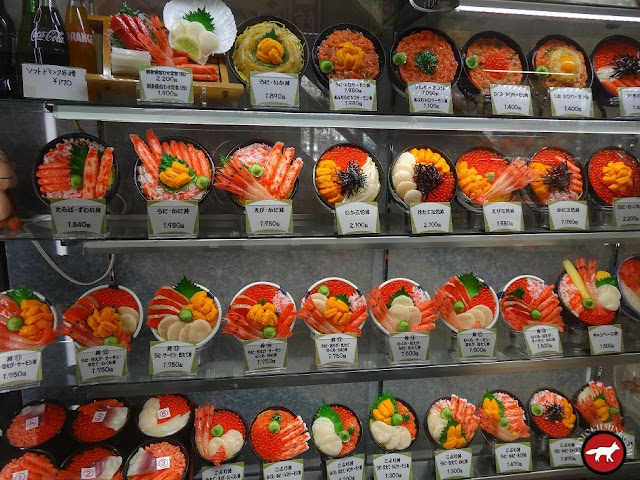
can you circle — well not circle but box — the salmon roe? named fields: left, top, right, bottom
left=157, top=395, right=190, bottom=424
left=63, top=446, right=123, bottom=480
left=320, top=146, right=370, bottom=170
left=6, top=402, right=66, bottom=448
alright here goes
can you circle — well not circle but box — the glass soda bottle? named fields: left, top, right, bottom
left=65, top=0, right=95, bottom=73
left=31, top=0, right=69, bottom=66
left=17, top=0, right=37, bottom=65
left=0, top=0, right=16, bottom=98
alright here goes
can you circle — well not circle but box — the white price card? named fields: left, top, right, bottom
left=329, top=79, right=377, bottom=111
left=149, top=341, right=197, bottom=375
left=550, top=87, right=593, bottom=118
left=327, top=455, right=365, bottom=480
left=140, top=66, right=193, bottom=104
left=495, top=442, right=532, bottom=474
left=155, top=456, right=171, bottom=470
left=243, top=338, right=288, bottom=372
left=76, top=345, right=127, bottom=383
left=389, top=332, right=430, bottom=364
left=523, top=325, right=562, bottom=357
left=588, top=324, right=623, bottom=355
left=202, top=462, right=245, bottom=480
left=263, top=459, right=304, bottom=480
left=147, top=200, right=199, bottom=238
left=490, top=84, right=532, bottom=116
left=407, top=82, right=452, bottom=114
left=621, top=432, right=636, bottom=459
left=619, top=87, right=640, bottom=117
left=245, top=200, right=293, bottom=234
left=457, top=328, right=497, bottom=362
left=549, top=438, right=583, bottom=468
left=250, top=72, right=299, bottom=107
left=613, top=197, right=640, bottom=227
left=50, top=199, right=106, bottom=236
left=12, top=471, right=29, bottom=480
left=483, top=202, right=524, bottom=233
left=22, top=63, right=88, bottom=101
left=434, top=449, right=472, bottom=480
left=548, top=200, right=589, bottom=231
left=80, top=467, right=96, bottom=479
left=0, top=349, right=42, bottom=390
left=336, top=202, right=379, bottom=235
left=410, top=202, right=452, bottom=234
left=315, top=333, right=358, bottom=366
left=373, top=453, right=412, bottom=480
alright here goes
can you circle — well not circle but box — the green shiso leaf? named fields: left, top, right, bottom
left=596, top=276, right=618, bottom=288
left=69, top=143, right=90, bottom=178
left=119, top=5, right=139, bottom=16
left=183, top=7, right=215, bottom=32
left=6, top=287, right=37, bottom=305
left=159, top=153, right=195, bottom=192
left=315, top=401, right=344, bottom=434
left=387, top=286, right=411, bottom=309
left=334, top=293, right=349, bottom=305
left=174, top=277, right=202, bottom=299
left=262, top=27, right=278, bottom=42
left=505, top=287, right=525, bottom=300
left=458, top=273, right=483, bottom=299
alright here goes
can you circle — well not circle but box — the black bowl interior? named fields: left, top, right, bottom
left=68, top=397, right=131, bottom=444
left=249, top=405, right=301, bottom=462
left=586, top=146, right=640, bottom=207
left=369, top=397, right=419, bottom=453
left=478, top=390, right=530, bottom=444
left=311, top=403, right=363, bottom=458
left=528, top=35, right=594, bottom=90
left=124, top=438, right=188, bottom=480
left=524, top=147, right=587, bottom=206
left=527, top=388, right=577, bottom=439
left=135, top=394, right=194, bottom=438
left=571, top=383, right=625, bottom=430
left=590, top=35, right=640, bottom=104
left=192, top=408, right=248, bottom=465
left=312, top=23, right=386, bottom=90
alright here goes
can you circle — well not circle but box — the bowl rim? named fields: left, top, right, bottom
left=424, top=394, right=480, bottom=449
left=571, top=382, right=625, bottom=430
left=60, top=443, right=122, bottom=472
left=616, top=254, right=640, bottom=320
left=4, top=398, right=68, bottom=449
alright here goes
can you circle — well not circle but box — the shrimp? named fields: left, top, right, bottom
left=214, top=157, right=273, bottom=200
left=476, top=158, right=540, bottom=204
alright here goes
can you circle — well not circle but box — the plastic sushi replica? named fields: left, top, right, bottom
left=6, top=400, right=67, bottom=448
left=194, top=405, right=246, bottom=465
left=0, top=451, right=58, bottom=480
left=138, top=394, right=192, bottom=438
left=369, top=393, right=417, bottom=452
left=528, top=389, right=576, bottom=438
left=0, top=287, right=57, bottom=351
left=593, top=36, right=640, bottom=97
left=126, top=440, right=187, bottom=480
left=71, top=399, right=129, bottom=443
left=575, top=381, right=624, bottom=432
left=500, top=276, right=564, bottom=332
left=588, top=147, right=640, bottom=206
left=59, top=446, right=123, bottom=480
left=527, top=148, right=584, bottom=204
left=478, top=390, right=531, bottom=442
left=249, top=407, right=310, bottom=462
left=427, top=395, right=480, bottom=450
left=434, top=273, right=498, bottom=330
left=367, top=278, right=438, bottom=333
left=311, top=403, right=361, bottom=458
left=618, top=255, right=640, bottom=319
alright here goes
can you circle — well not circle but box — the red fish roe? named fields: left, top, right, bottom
left=310, top=279, right=357, bottom=298
left=0, top=452, right=58, bottom=480
left=6, top=402, right=67, bottom=448
left=531, top=414, right=572, bottom=438
left=89, top=287, right=139, bottom=311
left=71, top=399, right=126, bottom=442
left=503, top=278, right=535, bottom=304
left=320, top=146, right=370, bottom=170
left=250, top=409, right=296, bottom=462
left=379, top=279, right=417, bottom=304
left=459, top=149, right=509, bottom=178
left=332, top=405, right=360, bottom=456
left=469, top=286, right=497, bottom=313
left=62, top=447, right=123, bottom=480
left=235, top=284, right=279, bottom=305
left=157, top=395, right=190, bottom=424
left=211, top=410, right=246, bottom=439
left=425, top=173, right=456, bottom=203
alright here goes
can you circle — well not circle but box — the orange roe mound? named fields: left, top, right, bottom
left=211, top=410, right=246, bottom=439
left=130, top=442, right=186, bottom=480
left=157, top=395, right=190, bottom=424
left=89, top=287, right=139, bottom=311
left=333, top=405, right=360, bottom=456
left=0, top=452, right=58, bottom=480
left=320, top=146, right=369, bottom=171
left=62, top=447, right=123, bottom=480
left=7, top=402, right=67, bottom=448
left=250, top=409, right=296, bottom=463
left=71, top=399, right=126, bottom=442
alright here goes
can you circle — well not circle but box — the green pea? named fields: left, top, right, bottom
left=391, top=413, right=404, bottom=426
left=485, top=172, right=495, bottom=181
left=179, top=309, right=193, bottom=323
left=196, top=175, right=211, bottom=190
left=319, top=60, right=334, bottom=74
left=318, top=285, right=330, bottom=297
left=535, top=65, right=550, bottom=78
left=268, top=420, right=281, bottom=433
left=211, top=424, right=224, bottom=437
left=582, top=298, right=595, bottom=309
left=440, top=407, right=453, bottom=420
left=263, top=326, right=276, bottom=339
left=103, top=336, right=118, bottom=346
left=465, top=55, right=478, bottom=69
left=499, top=417, right=510, bottom=428
left=249, top=164, right=265, bottom=178
left=530, top=309, right=541, bottom=320
left=453, top=301, right=465, bottom=314
left=69, top=175, right=83, bottom=189
left=338, top=429, right=351, bottom=442
left=530, top=405, right=543, bottom=416
left=393, top=52, right=407, bottom=66
left=397, top=320, right=410, bottom=332
left=7, top=316, right=23, bottom=332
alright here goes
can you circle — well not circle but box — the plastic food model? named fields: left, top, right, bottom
left=0, top=452, right=58, bottom=480
left=618, top=255, right=640, bottom=319
left=464, top=35, right=523, bottom=94
left=533, top=38, right=588, bottom=88
left=0, top=287, right=57, bottom=351
left=60, top=285, right=142, bottom=348
left=224, top=282, right=296, bottom=340
left=391, top=148, right=456, bottom=207
left=478, top=390, right=531, bottom=442
left=0, top=149, right=21, bottom=230
left=369, top=393, right=417, bottom=451
left=214, top=141, right=303, bottom=203
left=126, top=441, right=187, bottom=480
left=298, top=278, right=368, bottom=335
left=528, top=389, right=576, bottom=438
left=71, top=399, right=129, bottom=443
left=500, top=275, right=564, bottom=332
left=194, top=405, right=246, bottom=465
left=6, top=400, right=67, bottom=448
left=317, top=29, right=380, bottom=80
left=557, top=258, right=620, bottom=327
left=250, top=408, right=310, bottom=462
left=434, top=273, right=498, bottom=330
left=575, top=381, right=624, bottom=432
left=315, top=144, right=381, bottom=207
left=131, top=129, right=212, bottom=202
left=312, top=403, right=361, bottom=458
left=588, top=148, right=640, bottom=206
left=528, top=148, right=584, bottom=204
left=427, top=395, right=480, bottom=449
left=59, top=446, right=123, bottom=480
left=367, top=278, right=438, bottom=333
left=147, top=277, right=220, bottom=345
left=593, top=36, right=640, bottom=97
left=393, top=30, right=458, bottom=84
left=138, top=394, right=192, bottom=438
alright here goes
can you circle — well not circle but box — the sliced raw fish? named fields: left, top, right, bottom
left=92, top=455, right=122, bottom=480
left=127, top=447, right=156, bottom=476
left=103, top=406, right=129, bottom=432
left=455, top=312, right=476, bottom=329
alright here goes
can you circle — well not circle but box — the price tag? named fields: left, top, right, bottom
left=523, top=325, right=562, bottom=357
left=263, top=459, right=303, bottom=480
left=434, top=449, right=472, bottom=480
left=0, top=349, right=42, bottom=390
left=490, top=85, right=532, bottom=116
left=243, top=338, right=288, bottom=372
left=140, top=66, right=193, bottom=104
left=373, top=453, right=412, bottom=480
left=407, top=82, right=452, bottom=114
left=12, top=471, right=28, bottom=480
left=621, top=432, right=636, bottom=459
left=157, top=407, right=171, bottom=420
left=613, top=197, right=640, bottom=227
left=457, top=328, right=497, bottom=362
left=389, top=332, right=430, bottom=364
left=549, top=438, right=583, bottom=468
left=618, top=87, right=640, bottom=117
left=22, top=63, right=88, bottom=101
left=329, top=79, right=377, bottom=111
left=245, top=200, right=293, bottom=234
left=80, top=467, right=96, bottom=479
left=550, top=87, right=593, bottom=118
left=147, top=200, right=199, bottom=238
left=250, top=72, right=299, bottom=107
left=149, top=341, right=197, bottom=375
left=588, top=324, right=623, bottom=355
left=410, top=202, right=452, bottom=234
left=548, top=201, right=589, bottom=231
left=76, top=345, right=127, bottom=383
left=156, top=457, right=171, bottom=470
left=494, top=442, right=532, bottom=474
left=50, top=199, right=106, bottom=236
left=202, top=462, right=245, bottom=480
left=483, top=202, right=524, bottom=232
left=327, top=454, right=365, bottom=480
left=315, top=333, right=358, bottom=366
left=336, top=202, right=379, bottom=235
left=92, top=410, right=106, bottom=423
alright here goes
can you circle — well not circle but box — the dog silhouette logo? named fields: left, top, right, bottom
left=582, top=431, right=626, bottom=474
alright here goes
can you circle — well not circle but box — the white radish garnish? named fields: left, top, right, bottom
left=158, top=315, right=180, bottom=339
left=403, top=189, right=422, bottom=204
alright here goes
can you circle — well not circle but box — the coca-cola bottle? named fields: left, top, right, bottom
left=31, top=0, right=69, bottom=66
left=0, top=0, right=16, bottom=98
left=17, top=0, right=37, bottom=65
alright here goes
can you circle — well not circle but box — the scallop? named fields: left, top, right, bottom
left=467, top=307, right=486, bottom=327
left=370, top=421, right=392, bottom=444
left=384, top=428, right=401, bottom=450
left=310, top=293, right=328, bottom=303
left=395, top=426, right=412, bottom=450
left=222, top=430, right=244, bottom=458
left=189, top=319, right=213, bottom=343
left=117, top=306, right=139, bottom=322
left=396, top=152, right=417, bottom=168
left=392, top=160, right=415, bottom=178
left=178, top=323, right=193, bottom=342
left=158, top=315, right=180, bottom=339
left=454, top=312, right=477, bottom=329
left=403, top=189, right=422, bottom=205
left=395, top=181, right=418, bottom=200
left=597, top=284, right=621, bottom=311
left=391, top=295, right=414, bottom=307
left=407, top=306, right=422, bottom=326
left=119, top=313, right=138, bottom=336
left=166, top=321, right=186, bottom=341
left=389, top=304, right=410, bottom=323
left=427, top=412, right=447, bottom=440
left=392, top=170, right=413, bottom=188
left=473, top=304, right=494, bottom=325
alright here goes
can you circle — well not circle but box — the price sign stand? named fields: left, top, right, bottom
left=335, top=202, right=380, bottom=235
left=262, top=459, right=304, bottom=480
left=588, top=324, right=624, bottom=355
left=523, top=325, right=562, bottom=358
left=149, top=341, right=198, bottom=376
left=613, top=197, right=640, bottom=228
left=250, top=72, right=300, bottom=108
left=243, top=338, right=288, bottom=374
left=490, top=85, right=533, bottom=116
left=483, top=202, right=524, bottom=233
left=372, top=453, right=413, bottom=480
left=315, top=334, right=358, bottom=368
left=245, top=200, right=293, bottom=236
left=22, top=63, right=88, bottom=101
left=457, top=329, right=497, bottom=362
left=329, top=79, right=377, bottom=111
left=139, top=66, right=194, bottom=105
left=147, top=200, right=199, bottom=238
left=410, top=203, right=453, bottom=234
left=202, top=462, right=245, bottom=480
left=326, top=454, right=365, bottom=480
left=50, top=199, right=107, bottom=238
left=0, top=348, right=43, bottom=392
left=76, top=345, right=128, bottom=384
left=388, top=332, right=430, bottom=364
left=406, top=82, right=453, bottom=114
left=549, top=438, right=583, bottom=468
left=434, top=449, right=472, bottom=480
